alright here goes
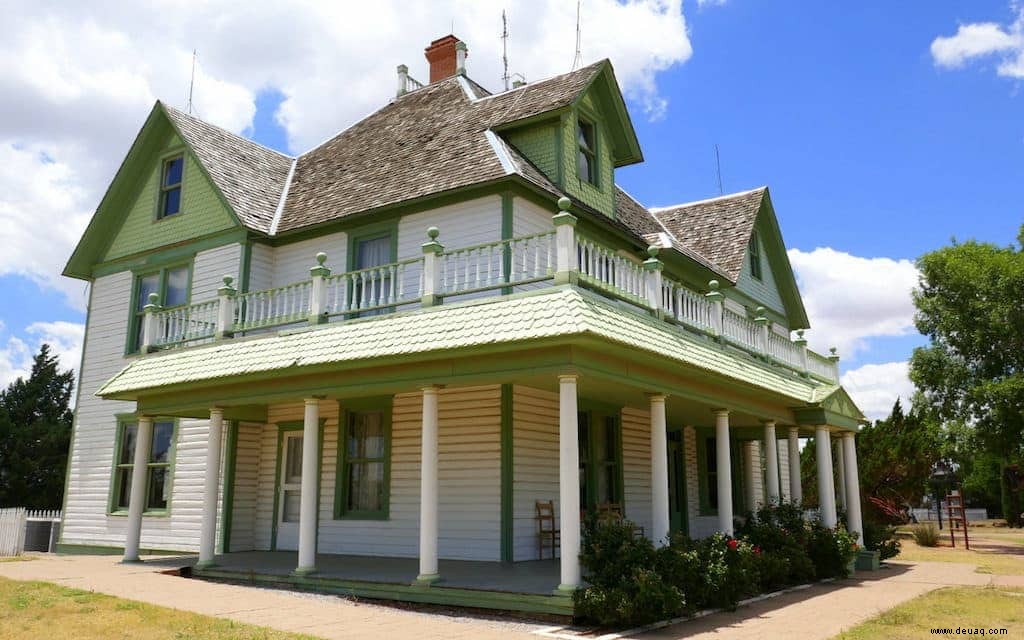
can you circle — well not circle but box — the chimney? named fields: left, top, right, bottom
left=424, top=35, right=467, bottom=83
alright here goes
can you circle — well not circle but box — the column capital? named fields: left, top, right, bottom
left=760, top=418, right=777, bottom=428
left=420, top=384, right=443, bottom=393
left=789, top=425, right=801, bottom=435
left=209, top=406, right=224, bottom=416
left=303, top=397, right=321, bottom=406
left=841, top=430, right=856, bottom=441
left=557, top=373, right=579, bottom=383
left=645, top=392, right=668, bottom=403
left=711, top=407, right=730, bottom=418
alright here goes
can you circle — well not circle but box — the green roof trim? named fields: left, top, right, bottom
left=754, top=189, right=810, bottom=329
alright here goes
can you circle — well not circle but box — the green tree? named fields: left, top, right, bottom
left=0, top=344, right=75, bottom=509
left=910, top=227, right=1024, bottom=526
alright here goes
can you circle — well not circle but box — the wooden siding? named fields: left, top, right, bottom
left=512, top=198, right=556, bottom=294
left=228, top=422, right=262, bottom=552
left=735, top=230, right=786, bottom=317
left=683, top=426, right=717, bottom=538
left=621, top=407, right=653, bottom=539
left=271, top=231, right=348, bottom=287
left=247, top=243, right=275, bottom=292
left=511, top=386, right=559, bottom=561
left=253, top=386, right=501, bottom=561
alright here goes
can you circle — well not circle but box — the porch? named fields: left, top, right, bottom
left=191, top=551, right=570, bottom=615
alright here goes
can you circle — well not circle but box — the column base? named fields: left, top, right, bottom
left=120, top=556, right=143, bottom=564
left=292, top=566, right=317, bottom=577
left=194, top=560, right=217, bottom=571
left=553, top=583, right=580, bottom=596
left=414, top=573, right=442, bottom=586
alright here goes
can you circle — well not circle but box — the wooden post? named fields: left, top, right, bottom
left=197, top=408, right=224, bottom=569
left=714, top=409, right=733, bottom=536
left=417, top=386, right=441, bottom=584
left=794, top=330, right=809, bottom=376
left=141, top=293, right=160, bottom=352
left=309, top=252, right=331, bottom=324
left=643, top=246, right=664, bottom=317
left=421, top=228, right=444, bottom=307
left=295, top=399, right=320, bottom=575
left=705, top=280, right=724, bottom=338
left=754, top=306, right=769, bottom=357
left=649, top=394, right=670, bottom=546
left=216, top=276, right=236, bottom=338
left=816, top=426, right=838, bottom=528
left=553, top=197, right=578, bottom=285
left=557, top=374, right=582, bottom=593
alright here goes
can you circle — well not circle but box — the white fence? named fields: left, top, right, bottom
left=911, top=506, right=988, bottom=523
left=0, top=508, right=61, bottom=556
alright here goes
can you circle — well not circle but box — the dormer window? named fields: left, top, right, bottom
left=577, top=120, right=597, bottom=184
left=158, top=155, right=184, bottom=219
left=749, top=233, right=763, bottom=280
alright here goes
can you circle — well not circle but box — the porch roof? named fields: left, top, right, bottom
left=98, top=286, right=835, bottom=405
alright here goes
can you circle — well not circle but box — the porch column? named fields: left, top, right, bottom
left=714, top=409, right=733, bottom=536
left=763, top=421, right=780, bottom=504
left=557, top=374, right=581, bottom=592
left=842, top=433, right=864, bottom=541
left=123, top=416, right=154, bottom=563
left=788, top=427, right=802, bottom=506
left=197, top=407, right=224, bottom=568
left=815, top=426, right=838, bottom=528
left=295, top=398, right=320, bottom=575
left=834, top=438, right=847, bottom=511
left=649, top=394, right=670, bottom=547
left=417, top=386, right=441, bottom=584
left=744, top=441, right=759, bottom=512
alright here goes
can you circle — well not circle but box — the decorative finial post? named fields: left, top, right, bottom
left=794, top=329, right=809, bottom=376
left=455, top=41, right=468, bottom=75
left=705, top=280, right=724, bottom=338
left=421, top=227, right=445, bottom=307
left=828, top=347, right=840, bottom=381
left=754, top=306, right=769, bottom=356
left=553, top=197, right=578, bottom=285
left=216, top=275, right=237, bottom=338
left=141, top=292, right=161, bottom=352
left=308, top=252, right=331, bottom=324
left=397, top=64, right=409, bottom=97
left=643, top=245, right=664, bottom=316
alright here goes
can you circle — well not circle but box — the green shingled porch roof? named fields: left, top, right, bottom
left=98, top=287, right=832, bottom=403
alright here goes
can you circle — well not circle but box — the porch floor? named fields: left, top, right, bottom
left=203, top=551, right=561, bottom=594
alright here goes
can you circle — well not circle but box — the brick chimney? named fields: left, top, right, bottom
left=424, top=35, right=467, bottom=83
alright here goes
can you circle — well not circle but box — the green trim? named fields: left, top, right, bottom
left=753, top=191, right=810, bottom=329
left=568, top=60, right=644, bottom=167
left=270, top=419, right=325, bottom=551
left=346, top=221, right=399, bottom=271
left=192, top=566, right=574, bottom=616
left=577, top=405, right=624, bottom=512
left=334, top=397, right=392, bottom=520
left=500, top=193, right=514, bottom=296
left=220, top=420, right=239, bottom=553
left=500, top=384, right=513, bottom=562
left=555, top=113, right=567, bottom=187
left=124, top=260, right=194, bottom=355
left=107, top=417, right=179, bottom=517
left=91, top=229, right=249, bottom=279
left=55, top=543, right=187, bottom=556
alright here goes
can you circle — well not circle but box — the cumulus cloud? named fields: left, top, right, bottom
left=1, top=1, right=693, bottom=311
left=0, top=321, right=85, bottom=393
left=787, top=247, right=920, bottom=360
left=841, top=361, right=915, bottom=421
left=930, top=6, right=1024, bottom=79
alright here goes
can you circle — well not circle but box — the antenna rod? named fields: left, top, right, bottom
left=714, top=144, right=723, bottom=195
left=188, top=49, right=197, bottom=115
left=502, top=10, right=510, bottom=91
left=572, top=0, right=582, bottom=70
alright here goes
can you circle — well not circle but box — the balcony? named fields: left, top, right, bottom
left=137, top=203, right=840, bottom=384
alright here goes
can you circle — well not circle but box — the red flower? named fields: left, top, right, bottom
left=753, top=545, right=762, bottom=554
left=727, top=539, right=738, bottom=551
left=852, top=543, right=859, bottom=550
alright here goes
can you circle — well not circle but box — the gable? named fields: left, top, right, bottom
left=734, top=220, right=786, bottom=318
left=103, top=133, right=238, bottom=262
left=558, top=87, right=617, bottom=217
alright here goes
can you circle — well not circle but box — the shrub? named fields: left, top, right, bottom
left=911, top=522, right=940, bottom=547
left=862, top=518, right=901, bottom=560
left=735, top=502, right=815, bottom=588
left=692, top=533, right=761, bottom=609
left=806, top=521, right=858, bottom=579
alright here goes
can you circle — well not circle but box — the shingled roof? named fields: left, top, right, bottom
left=162, top=102, right=294, bottom=234
left=650, top=187, right=768, bottom=281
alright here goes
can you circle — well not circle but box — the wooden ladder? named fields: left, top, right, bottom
left=945, top=492, right=970, bottom=550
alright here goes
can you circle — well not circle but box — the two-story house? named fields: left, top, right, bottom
left=59, top=34, right=867, bottom=616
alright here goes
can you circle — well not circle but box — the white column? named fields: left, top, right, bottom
left=123, top=416, right=154, bottom=563
left=557, top=374, right=582, bottom=592
left=842, top=433, right=864, bottom=542
left=197, top=408, right=224, bottom=568
left=295, top=398, right=320, bottom=574
left=744, top=441, right=758, bottom=512
left=815, top=426, right=838, bottom=528
left=417, top=386, right=441, bottom=584
left=788, top=427, right=802, bottom=506
left=714, top=409, right=733, bottom=536
left=834, top=439, right=847, bottom=511
left=649, top=394, right=670, bottom=547
left=763, top=421, right=780, bottom=504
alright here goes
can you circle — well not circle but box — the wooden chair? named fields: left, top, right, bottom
left=596, top=502, right=645, bottom=539
left=536, top=500, right=560, bottom=560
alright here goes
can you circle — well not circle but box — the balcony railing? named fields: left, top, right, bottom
left=138, top=199, right=841, bottom=383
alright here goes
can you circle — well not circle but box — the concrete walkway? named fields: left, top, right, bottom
left=0, top=555, right=998, bottom=640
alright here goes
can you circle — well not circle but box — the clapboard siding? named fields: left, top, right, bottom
left=228, top=422, right=262, bottom=552
left=621, top=407, right=653, bottom=539
left=271, top=232, right=348, bottom=287
left=253, top=386, right=501, bottom=560
left=511, top=385, right=559, bottom=561
left=192, top=243, right=242, bottom=299
left=684, top=425, right=718, bottom=539
left=512, top=198, right=556, bottom=294
left=778, top=440, right=791, bottom=502
left=247, top=243, right=275, bottom=292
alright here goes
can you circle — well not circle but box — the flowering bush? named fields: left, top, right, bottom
left=736, top=502, right=816, bottom=588
left=806, top=520, right=859, bottom=579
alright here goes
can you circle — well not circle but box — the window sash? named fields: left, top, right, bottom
left=159, top=156, right=184, bottom=219
left=749, top=234, right=763, bottom=280
left=337, top=405, right=390, bottom=518
left=112, top=421, right=174, bottom=512
left=577, top=121, right=597, bottom=184
left=131, top=265, right=190, bottom=351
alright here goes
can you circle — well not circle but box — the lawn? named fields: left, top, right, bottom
left=835, top=586, right=1024, bottom=639
left=893, top=539, right=1024, bottom=576
left=0, top=577, right=318, bottom=640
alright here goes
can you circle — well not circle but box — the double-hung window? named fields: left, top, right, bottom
left=336, top=400, right=391, bottom=518
left=577, top=120, right=597, bottom=184
left=111, top=419, right=176, bottom=513
left=350, top=231, right=394, bottom=316
left=131, top=265, right=189, bottom=352
left=748, top=233, right=763, bottom=280
left=578, top=410, right=622, bottom=511
left=158, top=155, right=184, bottom=219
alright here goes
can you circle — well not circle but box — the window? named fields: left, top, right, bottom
left=111, top=420, right=175, bottom=513
left=577, top=120, right=597, bottom=184
left=158, top=155, right=184, bottom=219
left=130, top=265, right=189, bottom=352
left=350, top=231, right=395, bottom=316
left=336, top=400, right=391, bottom=518
left=748, top=233, right=763, bottom=280
left=578, top=410, right=622, bottom=511
left=703, top=436, right=719, bottom=512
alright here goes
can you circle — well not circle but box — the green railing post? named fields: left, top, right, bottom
left=216, top=275, right=237, bottom=338
left=553, top=197, right=578, bottom=285
left=141, top=292, right=161, bottom=353
left=309, top=252, right=331, bottom=324
left=643, top=245, right=664, bottom=318
left=422, top=227, right=444, bottom=307
left=705, top=280, right=724, bottom=338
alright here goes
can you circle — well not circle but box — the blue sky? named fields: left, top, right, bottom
left=1, top=0, right=1021, bottom=418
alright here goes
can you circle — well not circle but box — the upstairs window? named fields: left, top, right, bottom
left=577, top=120, right=597, bottom=184
left=748, top=233, right=763, bottom=280
left=158, top=155, right=184, bottom=219
left=131, top=265, right=190, bottom=352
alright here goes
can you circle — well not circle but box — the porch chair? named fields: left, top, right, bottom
left=535, top=500, right=560, bottom=560
left=596, top=502, right=645, bottom=539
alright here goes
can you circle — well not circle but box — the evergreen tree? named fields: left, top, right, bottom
left=0, top=344, right=75, bottom=508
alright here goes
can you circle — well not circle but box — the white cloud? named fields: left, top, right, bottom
left=930, top=6, right=1024, bottom=78
left=0, top=1, right=693, bottom=311
left=696, top=0, right=727, bottom=7
left=841, top=361, right=915, bottom=421
left=787, top=247, right=920, bottom=359
left=0, top=321, right=85, bottom=393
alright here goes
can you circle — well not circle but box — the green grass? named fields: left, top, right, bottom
left=0, top=577, right=319, bottom=640
left=0, top=557, right=34, bottom=563
left=835, top=586, right=1024, bottom=639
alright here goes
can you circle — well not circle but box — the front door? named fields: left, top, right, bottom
left=668, top=431, right=688, bottom=536
left=276, top=432, right=303, bottom=551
